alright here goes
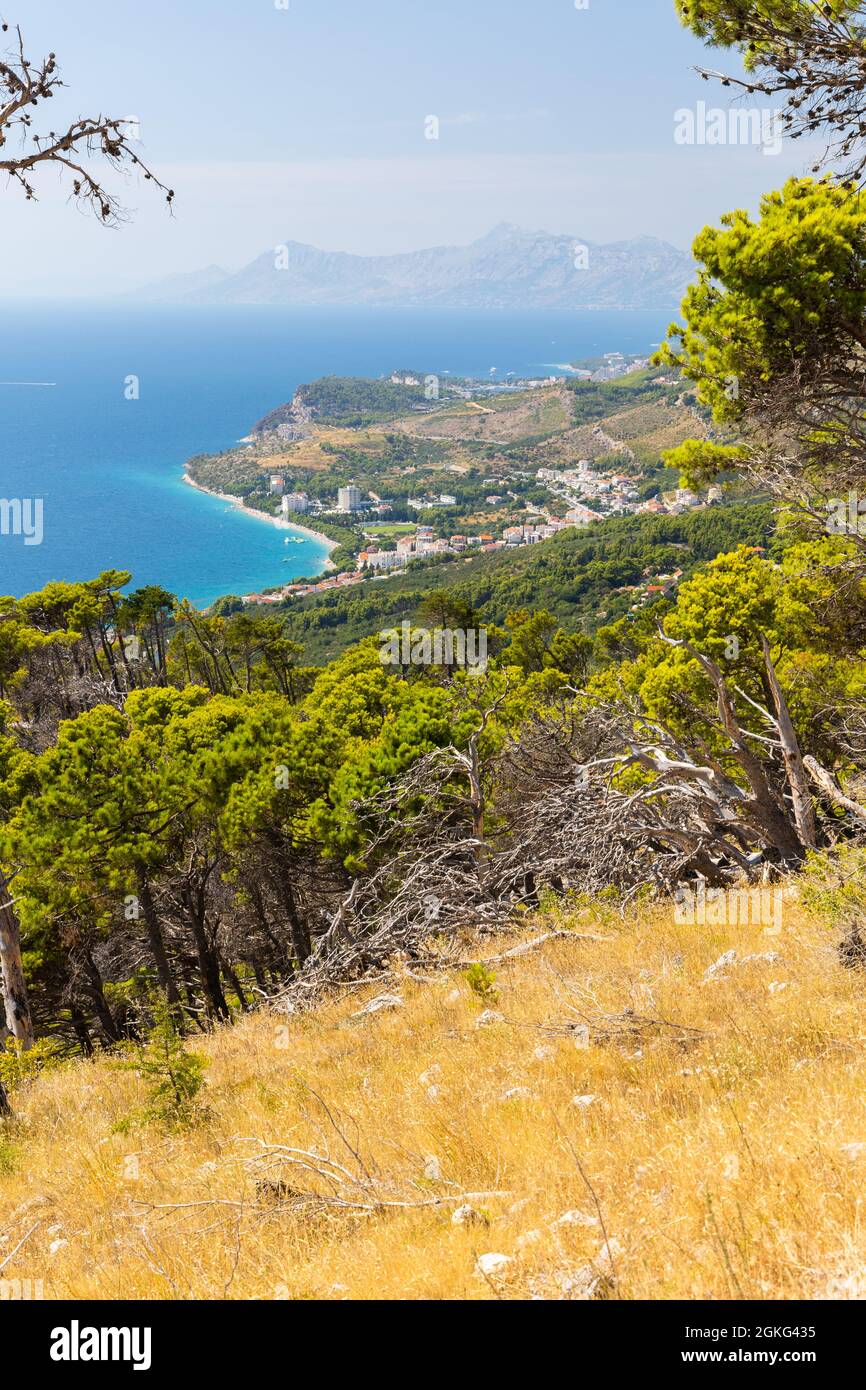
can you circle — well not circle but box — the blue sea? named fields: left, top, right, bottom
left=0, top=305, right=668, bottom=608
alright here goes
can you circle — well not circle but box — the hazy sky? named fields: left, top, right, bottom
left=0, top=0, right=822, bottom=297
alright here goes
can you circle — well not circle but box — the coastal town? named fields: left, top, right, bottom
left=240, top=453, right=722, bottom=609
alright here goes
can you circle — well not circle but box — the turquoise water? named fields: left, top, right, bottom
left=0, top=305, right=667, bottom=607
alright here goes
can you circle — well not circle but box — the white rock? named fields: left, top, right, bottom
left=572, top=1025, right=591, bottom=1050
left=452, top=1204, right=484, bottom=1227
left=557, top=1266, right=603, bottom=1299
left=703, top=950, right=737, bottom=982
left=552, top=1209, right=599, bottom=1230
left=596, top=1237, right=623, bottom=1271
left=767, top=981, right=788, bottom=994
left=571, top=1094, right=597, bottom=1109
left=352, top=993, right=403, bottom=1018
left=49, top=1239, right=69, bottom=1257
left=475, top=1252, right=513, bottom=1278
left=475, top=1009, right=505, bottom=1029
left=516, top=1229, right=542, bottom=1249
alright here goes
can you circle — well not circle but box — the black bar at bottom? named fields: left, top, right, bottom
left=2, top=1298, right=855, bottom=1375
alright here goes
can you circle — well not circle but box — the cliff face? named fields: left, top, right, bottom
left=137, top=225, right=693, bottom=311
left=252, top=388, right=312, bottom=436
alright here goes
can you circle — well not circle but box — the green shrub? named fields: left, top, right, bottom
left=464, top=962, right=499, bottom=1005
left=0, top=1037, right=64, bottom=1094
left=800, top=846, right=866, bottom=924
left=115, top=996, right=208, bottom=1131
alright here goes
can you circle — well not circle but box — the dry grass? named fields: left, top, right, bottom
left=3, top=886, right=866, bottom=1301
left=394, top=389, right=573, bottom=444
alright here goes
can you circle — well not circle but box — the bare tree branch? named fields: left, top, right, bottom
left=0, top=21, right=173, bottom=223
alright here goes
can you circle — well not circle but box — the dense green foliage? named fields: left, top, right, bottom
left=659, top=178, right=866, bottom=433
left=278, top=503, right=775, bottom=662
left=3, top=493, right=861, bottom=1063
left=256, top=375, right=429, bottom=431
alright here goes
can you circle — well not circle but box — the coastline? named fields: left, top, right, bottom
left=182, top=473, right=338, bottom=573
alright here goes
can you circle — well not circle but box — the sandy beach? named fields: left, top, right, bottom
left=182, top=473, right=338, bottom=571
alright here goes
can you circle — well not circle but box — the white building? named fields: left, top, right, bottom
left=282, top=493, right=310, bottom=515
left=338, top=485, right=363, bottom=512
left=366, top=551, right=404, bottom=571
left=565, top=504, right=605, bottom=527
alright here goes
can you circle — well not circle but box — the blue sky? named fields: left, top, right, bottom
left=1, top=0, right=822, bottom=296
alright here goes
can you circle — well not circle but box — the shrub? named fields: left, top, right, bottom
left=0, top=1037, right=64, bottom=1095
left=115, top=996, right=208, bottom=1131
left=800, top=846, right=866, bottom=925
left=464, top=962, right=499, bottom=1005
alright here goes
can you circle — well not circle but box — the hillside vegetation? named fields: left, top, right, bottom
left=2, top=890, right=865, bottom=1300
left=185, top=369, right=711, bottom=569
left=281, top=502, right=772, bottom=663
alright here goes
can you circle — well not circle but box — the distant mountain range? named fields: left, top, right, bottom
left=134, top=224, right=693, bottom=310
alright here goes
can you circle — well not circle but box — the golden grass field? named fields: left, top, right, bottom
left=2, top=886, right=866, bottom=1301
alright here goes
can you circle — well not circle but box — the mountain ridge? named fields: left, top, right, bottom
left=133, top=226, right=693, bottom=310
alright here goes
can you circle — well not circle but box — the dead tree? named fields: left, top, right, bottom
left=276, top=634, right=863, bottom=1007
left=0, top=21, right=173, bottom=222
left=0, top=869, right=34, bottom=1049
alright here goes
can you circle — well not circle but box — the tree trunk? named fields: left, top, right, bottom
left=275, top=872, right=311, bottom=965
left=221, top=957, right=251, bottom=1011
left=248, top=880, right=293, bottom=978
left=760, top=634, right=817, bottom=851
left=678, top=641, right=806, bottom=862
left=266, top=839, right=311, bottom=964
left=0, top=872, right=35, bottom=1049
left=183, top=885, right=231, bottom=1021
left=467, top=734, right=488, bottom=869
left=79, top=948, right=122, bottom=1044
left=136, top=869, right=182, bottom=1007
left=68, top=1002, right=94, bottom=1057
left=804, top=756, right=866, bottom=824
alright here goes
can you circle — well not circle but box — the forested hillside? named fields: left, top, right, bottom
left=275, top=502, right=773, bottom=662
left=5, top=0, right=866, bottom=1306
left=1, top=520, right=865, bottom=1083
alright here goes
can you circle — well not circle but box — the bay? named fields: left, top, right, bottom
left=0, top=304, right=668, bottom=607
